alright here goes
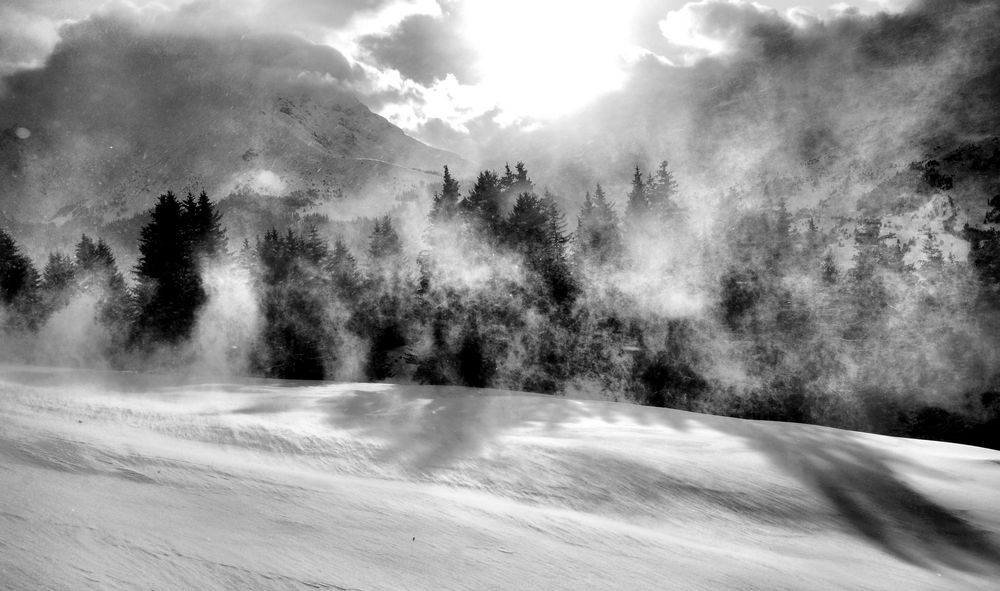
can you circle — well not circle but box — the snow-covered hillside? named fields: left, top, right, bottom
left=1, top=364, right=999, bottom=590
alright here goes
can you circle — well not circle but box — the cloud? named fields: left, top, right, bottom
left=358, top=13, right=478, bottom=85
left=449, top=0, right=1000, bottom=208
left=659, top=0, right=795, bottom=64
left=0, top=6, right=61, bottom=77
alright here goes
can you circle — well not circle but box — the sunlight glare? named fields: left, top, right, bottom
left=462, top=0, right=638, bottom=122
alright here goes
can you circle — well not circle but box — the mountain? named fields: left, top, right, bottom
left=0, top=16, right=466, bottom=226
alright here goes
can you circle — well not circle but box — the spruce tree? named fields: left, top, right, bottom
left=251, top=228, right=334, bottom=380
left=461, top=170, right=504, bottom=239
left=625, top=166, right=647, bottom=223
left=576, top=183, right=623, bottom=266
left=329, top=238, right=362, bottom=301
left=648, top=160, right=681, bottom=222
left=368, top=216, right=403, bottom=261
left=133, top=191, right=206, bottom=344
left=430, top=166, right=461, bottom=224
left=40, top=252, right=77, bottom=313
left=0, top=228, right=39, bottom=310
left=965, top=193, right=1000, bottom=298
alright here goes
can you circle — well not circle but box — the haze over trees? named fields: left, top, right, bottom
left=1, top=152, right=999, bottom=450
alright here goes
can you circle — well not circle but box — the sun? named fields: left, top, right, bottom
left=460, top=0, right=640, bottom=122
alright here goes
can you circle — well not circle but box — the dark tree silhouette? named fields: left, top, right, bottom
left=461, top=170, right=505, bottom=240
left=430, top=165, right=461, bottom=224
left=648, top=160, right=681, bottom=222
left=576, top=183, right=623, bottom=267
left=966, top=194, right=1000, bottom=301
left=40, top=252, right=76, bottom=313
left=0, top=228, right=41, bottom=329
left=133, top=191, right=224, bottom=344
left=251, top=228, right=334, bottom=380
left=624, top=166, right=647, bottom=223
left=368, top=216, right=403, bottom=261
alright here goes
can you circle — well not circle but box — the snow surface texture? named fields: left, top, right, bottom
left=1, top=365, right=999, bottom=590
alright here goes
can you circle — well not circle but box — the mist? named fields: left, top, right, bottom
left=0, top=0, right=999, bottom=450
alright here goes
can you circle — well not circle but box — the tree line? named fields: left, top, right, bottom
left=1, top=160, right=999, bottom=449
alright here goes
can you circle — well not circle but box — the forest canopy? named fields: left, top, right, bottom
left=2, top=155, right=1000, bottom=450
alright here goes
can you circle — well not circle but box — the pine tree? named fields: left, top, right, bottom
left=329, top=238, right=362, bottom=301
left=430, top=165, right=461, bottom=223
left=541, top=192, right=576, bottom=306
left=461, top=170, right=504, bottom=239
left=133, top=191, right=207, bottom=344
left=368, top=216, right=403, bottom=261
left=922, top=228, right=945, bottom=268
left=0, top=229, right=36, bottom=305
left=625, top=166, right=647, bottom=222
left=506, top=192, right=549, bottom=259
left=820, top=250, right=839, bottom=285
left=190, top=191, right=227, bottom=260
left=71, top=234, right=131, bottom=354
left=965, top=193, right=1000, bottom=294
left=250, top=228, right=335, bottom=380
left=576, top=183, right=623, bottom=266
left=648, top=160, right=681, bottom=222
left=40, top=252, right=77, bottom=313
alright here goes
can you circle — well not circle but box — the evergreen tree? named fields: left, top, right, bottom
left=368, top=216, right=403, bottom=261
left=40, top=252, right=77, bottom=313
left=0, top=227, right=41, bottom=329
left=921, top=228, right=945, bottom=268
left=430, top=165, right=461, bottom=223
left=0, top=229, right=38, bottom=306
left=188, top=191, right=228, bottom=260
left=71, top=234, right=132, bottom=354
left=965, top=193, right=1000, bottom=300
left=820, top=250, right=839, bottom=285
left=648, top=160, right=681, bottom=222
left=506, top=192, right=549, bottom=259
left=133, top=191, right=208, bottom=344
left=625, top=166, right=647, bottom=222
left=541, top=192, right=576, bottom=307
left=329, top=238, right=362, bottom=301
left=500, top=162, right=533, bottom=196
left=461, top=170, right=505, bottom=239
left=576, top=183, right=623, bottom=266
left=251, top=228, right=334, bottom=380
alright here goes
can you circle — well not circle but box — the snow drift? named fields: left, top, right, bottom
left=1, top=364, right=999, bottom=590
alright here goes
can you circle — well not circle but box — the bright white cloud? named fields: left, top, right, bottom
left=341, top=0, right=649, bottom=137
left=458, top=0, right=642, bottom=122
left=659, top=0, right=786, bottom=64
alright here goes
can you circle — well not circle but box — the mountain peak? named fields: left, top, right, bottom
left=0, top=17, right=465, bottom=222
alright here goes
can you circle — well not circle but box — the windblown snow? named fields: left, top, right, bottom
left=1, top=365, right=999, bottom=590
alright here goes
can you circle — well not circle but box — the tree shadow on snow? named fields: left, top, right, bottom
left=721, top=418, right=1000, bottom=575
left=315, top=384, right=1000, bottom=575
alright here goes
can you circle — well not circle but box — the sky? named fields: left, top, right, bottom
left=0, top=0, right=917, bottom=152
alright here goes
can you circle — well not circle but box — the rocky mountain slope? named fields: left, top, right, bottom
left=0, top=17, right=465, bottom=226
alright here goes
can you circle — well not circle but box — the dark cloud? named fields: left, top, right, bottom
left=359, top=13, right=479, bottom=85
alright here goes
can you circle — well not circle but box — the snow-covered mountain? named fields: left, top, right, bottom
left=2, top=364, right=998, bottom=590
left=0, top=17, right=466, bottom=224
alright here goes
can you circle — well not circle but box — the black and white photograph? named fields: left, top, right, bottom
left=1, top=0, right=999, bottom=588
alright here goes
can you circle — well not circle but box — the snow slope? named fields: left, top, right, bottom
left=1, top=364, right=999, bottom=590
